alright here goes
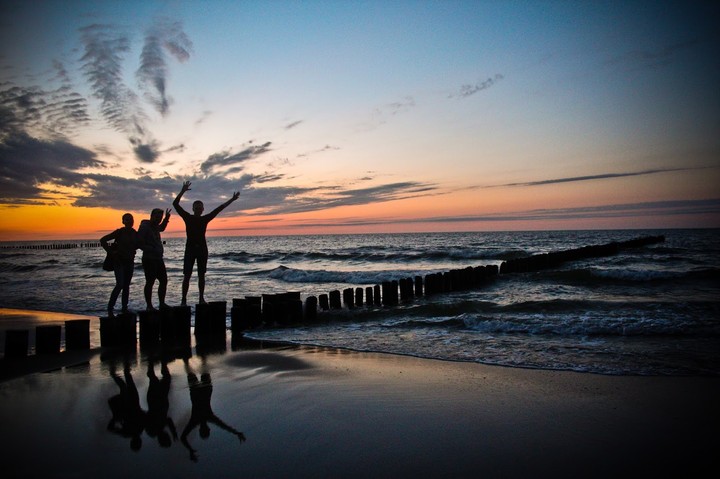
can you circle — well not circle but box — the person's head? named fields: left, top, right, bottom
left=122, top=213, right=134, bottom=228
left=200, top=422, right=211, bottom=439
left=192, top=200, right=204, bottom=216
left=150, top=208, right=164, bottom=225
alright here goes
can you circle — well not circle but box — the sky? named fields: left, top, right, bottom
left=1, top=0, right=719, bottom=240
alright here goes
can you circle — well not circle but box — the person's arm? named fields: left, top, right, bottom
left=100, top=229, right=119, bottom=251
left=173, top=181, right=191, bottom=217
left=205, top=191, right=240, bottom=221
left=208, top=413, right=246, bottom=441
left=159, top=208, right=171, bottom=232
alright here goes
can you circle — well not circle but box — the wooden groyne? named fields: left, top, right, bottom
left=3, top=235, right=666, bottom=357
left=0, top=242, right=102, bottom=250
left=229, top=234, right=666, bottom=331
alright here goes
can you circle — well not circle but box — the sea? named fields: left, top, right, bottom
left=1, top=229, right=718, bottom=376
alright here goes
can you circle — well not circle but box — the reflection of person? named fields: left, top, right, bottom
left=100, top=213, right=138, bottom=316
left=173, top=181, right=239, bottom=306
left=181, top=357, right=245, bottom=462
left=107, top=361, right=146, bottom=451
left=137, top=208, right=171, bottom=311
left=145, top=359, right=177, bottom=448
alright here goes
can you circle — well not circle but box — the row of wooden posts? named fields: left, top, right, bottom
left=0, top=242, right=102, bottom=250
left=3, top=235, right=666, bottom=357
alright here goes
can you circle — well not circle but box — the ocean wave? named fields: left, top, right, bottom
left=262, top=265, right=440, bottom=285
left=541, top=267, right=720, bottom=284
left=218, top=248, right=526, bottom=264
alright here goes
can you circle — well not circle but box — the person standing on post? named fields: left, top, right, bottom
left=100, top=213, right=138, bottom=316
left=173, top=181, right=240, bottom=306
left=138, top=207, right=171, bottom=311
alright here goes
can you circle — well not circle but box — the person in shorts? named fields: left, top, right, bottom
left=173, top=181, right=239, bottom=306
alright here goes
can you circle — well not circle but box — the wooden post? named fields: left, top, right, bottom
left=329, top=290, right=342, bottom=309
left=365, top=286, right=374, bottom=307
left=343, top=288, right=355, bottom=309
left=138, top=310, right=161, bottom=349
left=4, top=330, right=29, bottom=358
left=65, top=320, right=90, bottom=350
left=305, top=296, right=318, bottom=321
left=319, top=294, right=330, bottom=311
left=36, top=325, right=61, bottom=354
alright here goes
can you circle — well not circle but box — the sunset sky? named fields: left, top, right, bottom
left=1, top=0, right=719, bottom=240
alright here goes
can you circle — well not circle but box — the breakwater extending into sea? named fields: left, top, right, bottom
left=1, top=229, right=718, bottom=375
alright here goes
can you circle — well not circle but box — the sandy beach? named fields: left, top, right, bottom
left=1, top=308, right=718, bottom=478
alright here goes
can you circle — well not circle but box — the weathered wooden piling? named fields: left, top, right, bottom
left=365, top=286, right=374, bottom=306
left=329, top=290, right=342, bottom=309
left=343, top=288, right=355, bottom=308
left=65, top=319, right=90, bottom=350
left=195, top=301, right=227, bottom=336
left=262, top=293, right=302, bottom=325
left=319, top=293, right=330, bottom=311
left=382, top=281, right=399, bottom=306
left=374, top=285, right=382, bottom=305
left=305, top=296, right=318, bottom=321
left=355, top=287, right=364, bottom=307
left=4, top=330, right=29, bottom=358
left=414, top=276, right=423, bottom=296
left=138, top=310, right=161, bottom=349
left=231, top=297, right=262, bottom=331
left=36, top=325, right=61, bottom=354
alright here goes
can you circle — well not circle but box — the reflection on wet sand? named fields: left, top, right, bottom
left=107, top=359, right=145, bottom=451
left=105, top=348, right=245, bottom=462
left=181, top=356, right=246, bottom=462
left=145, top=357, right=177, bottom=448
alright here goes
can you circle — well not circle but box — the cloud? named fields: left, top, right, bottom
left=0, top=131, right=102, bottom=203
left=449, top=74, right=504, bottom=98
left=78, top=23, right=136, bottom=133
left=360, top=96, right=416, bottom=131
left=137, top=18, right=193, bottom=116
left=263, top=198, right=720, bottom=230
left=284, top=120, right=303, bottom=130
left=486, top=167, right=705, bottom=188
left=258, top=181, right=437, bottom=215
left=199, top=142, right=273, bottom=175
left=78, top=19, right=191, bottom=163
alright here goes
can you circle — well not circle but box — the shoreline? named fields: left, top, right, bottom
left=1, top=308, right=719, bottom=477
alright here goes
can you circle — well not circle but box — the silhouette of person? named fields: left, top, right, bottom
left=173, top=181, right=239, bottom=306
left=145, top=358, right=177, bottom=448
left=181, top=357, right=245, bottom=462
left=138, top=207, right=171, bottom=311
left=107, top=361, right=146, bottom=451
left=100, top=213, right=138, bottom=316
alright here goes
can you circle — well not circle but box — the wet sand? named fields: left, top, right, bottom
left=1, top=308, right=718, bottom=478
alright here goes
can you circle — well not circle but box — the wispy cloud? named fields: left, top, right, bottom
left=137, top=18, right=193, bottom=116
left=486, top=167, right=705, bottom=188
left=449, top=74, right=504, bottom=99
left=261, top=198, right=720, bottom=230
left=199, top=142, right=273, bottom=175
left=78, top=19, right=192, bottom=163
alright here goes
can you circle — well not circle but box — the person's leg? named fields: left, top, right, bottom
left=143, top=257, right=157, bottom=310
left=108, top=266, right=123, bottom=314
left=197, top=251, right=208, bottom=304
left=181, top=248, right=195, bottom=306
left=121, top=262, right=134, bottom=311
left=157, top=260, right=168, bottom=307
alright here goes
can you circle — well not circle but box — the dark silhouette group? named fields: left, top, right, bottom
left=101, top=182, right=239, bottom=315
left=107, top=356, right=245, bottom=460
